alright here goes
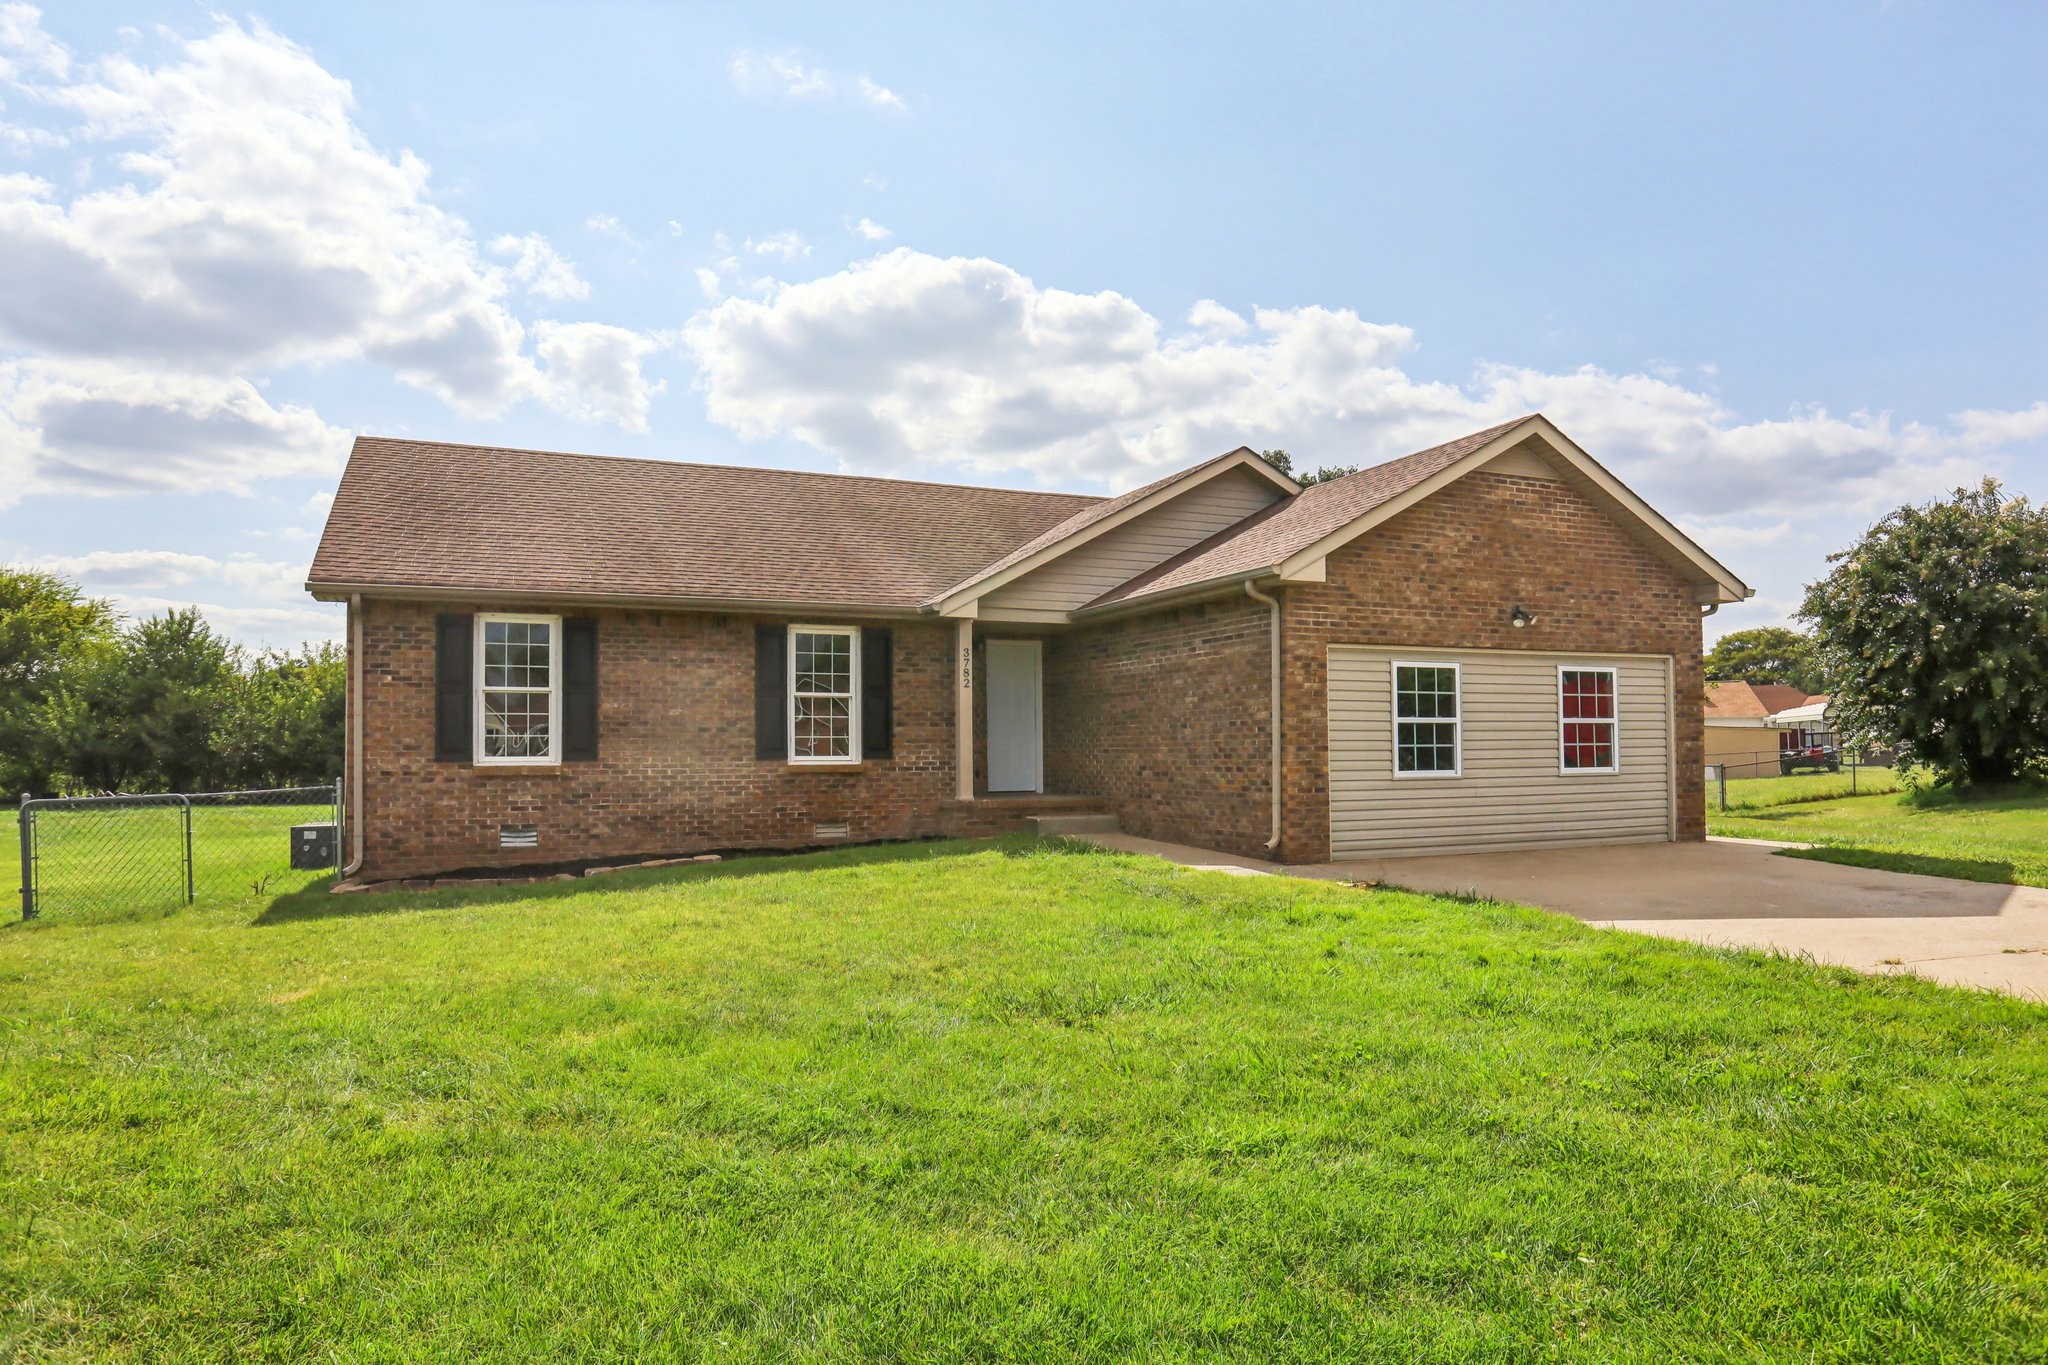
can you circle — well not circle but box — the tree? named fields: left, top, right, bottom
left=1259, top=450, right=1362, bottom=487
left=49, top=608, right=241, bottom=793
left=0, top=567, right=117, bottom=795
left=216, top=642, right=345, bottom=788
left=1702, top=626, right=1822, bottom=693
left=1800, top=478, right=2048, bottom=788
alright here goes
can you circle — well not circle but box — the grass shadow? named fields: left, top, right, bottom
left=1782, top=845, right=2021, bottom=886
left=250, top=834, right=1078, bottom=927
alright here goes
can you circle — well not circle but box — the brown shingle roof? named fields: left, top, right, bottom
left=307, top=437, right=1100, bottom=611
left=1079, top=416, right=1538, bottom=611
left=927, top=446, right=1271, bottom=605
left=1704, top=681, right=1816, bottom=719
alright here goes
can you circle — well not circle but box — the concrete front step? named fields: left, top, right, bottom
left=1028, top=813, right=1121, bottom=837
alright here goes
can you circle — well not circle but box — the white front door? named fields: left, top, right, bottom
left=985, top=639, right=1043, bottom=793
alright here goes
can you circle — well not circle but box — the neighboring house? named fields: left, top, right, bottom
left=307, top=414, right=1752, bottom=879
left=1703, top=681, right=1832, bottom=773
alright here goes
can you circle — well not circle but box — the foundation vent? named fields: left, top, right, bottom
left=499, top=825, right=539, bottom=850
left=812, top=822, right=851, bottom=841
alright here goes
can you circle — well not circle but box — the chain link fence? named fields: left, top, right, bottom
left=15, top=782, right=340, bottom=921
left=1705, top=757, right=1894, bottom=812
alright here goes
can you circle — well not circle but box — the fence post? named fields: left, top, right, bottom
left=180, top=796, right=194, bottom=906
left=17, top=794, right=31, bottom=922
left=1717, top=763, right=1728, bottom=812
left=334, top=776, right=345, bottom=870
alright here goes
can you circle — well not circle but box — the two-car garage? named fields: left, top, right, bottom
left=1326, top=645, right=1676, bottom=859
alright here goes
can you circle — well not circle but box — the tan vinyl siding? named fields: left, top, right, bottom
left=982, top=467, right=1283, bottom=614
left=1328, top=645, right=1673, bottom=857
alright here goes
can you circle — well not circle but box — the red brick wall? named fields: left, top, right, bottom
left=1276, top=469, right=1706, bottom=863
left=1043, top=594, right=1274, bottom=858
left=353, top=601, right=958, bottom=878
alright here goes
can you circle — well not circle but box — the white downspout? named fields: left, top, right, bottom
left=340, top=593, right=366, bottom=878
left=1244, top=581, right=1282, bottom=853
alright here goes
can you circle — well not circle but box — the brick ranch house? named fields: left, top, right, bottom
left=307, top=414, right=1752, bottom=880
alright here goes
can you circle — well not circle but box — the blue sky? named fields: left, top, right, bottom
left=2, top=1, right=2043, bottom=646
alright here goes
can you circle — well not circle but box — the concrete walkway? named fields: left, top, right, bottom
left=1078, top=832, right=2048, bottom=1001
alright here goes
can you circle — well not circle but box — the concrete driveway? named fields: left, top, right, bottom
left=1314, top=838, right=2048, bottom=1000
left=1082, top=832, right=2048, bottom=1000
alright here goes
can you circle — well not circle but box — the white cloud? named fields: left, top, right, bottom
left=848, top=216, right=891, bottom=242
left=107, top=593, right=342, bottom=644
left=533, top=321, right=665, bottom=432
left=729, top=49, right=907, bottom=111
left=1676, top=519, right=1795, bottom=551
left=729, top=50, right=833, bottom=98
left=14, top=547, right=343, bottom=645
left=682, top=248, right=2048, bottom=517
left=488, top=232, right=589, bottom=301
left=0, top=360, right=349, bottom=507
left=0, top=11, right=663, bottom=505
left=34, top=547, right=223, bottom=588
left=856, top=76, right=905, bottom=112
left=0, top=3, right=70, bottom=80
left=1186, top=299, right=1248, bottom=337
left=584, top=212, right=637, bottom=245
left=0, top=118, right=65, bottom=153
left=745, top=230, right=810, bottom=260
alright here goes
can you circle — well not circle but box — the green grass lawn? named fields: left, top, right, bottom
left=3, top=839, right=2044, bottom=1360
left=1713, top=765, right=1903, bottom=813
left=4, top=803, right=334, bottom=924
left=1711, top=786, right=2048, bottom=888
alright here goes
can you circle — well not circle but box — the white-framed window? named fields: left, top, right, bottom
left=789, top=625, right=861, bottom=763
left=1559, top=666, right=1620, bottom=774
left=1392, top=660, right=1461, bottom=776
left=475, top=613, right=562, bottom=765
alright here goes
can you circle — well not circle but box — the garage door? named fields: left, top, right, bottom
left=1328, top=645, right=1674, bottom=858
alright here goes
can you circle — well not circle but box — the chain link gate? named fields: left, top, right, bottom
left=17, top=782, right=341, bottom=921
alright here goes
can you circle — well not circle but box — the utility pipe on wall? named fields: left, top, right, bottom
left=340, top=593, right=366, bottom=878
left=1244, top=581, right=1282, bottom=853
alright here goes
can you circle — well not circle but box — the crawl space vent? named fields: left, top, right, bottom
left=498, top=825, right=539, bottom=850
left=812, top=822, right=851, bottom=841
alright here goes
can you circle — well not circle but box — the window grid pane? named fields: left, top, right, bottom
left=790, top=630, right=856, bottom=760
left=482, top=689, right=551, bottom=758
left=793, top=631, right=853, bottom=698
left=478, top=617, right=555, bottom=761
left=1395, top=665, right=1458, bottom=720
left=793, top=694, right=852, bottom=758
left=1560, top=670, right=1617, bottom=770
left=1394, top=664, right=1459, bottom=774
left=1397, top=721, right=1459, bottom=773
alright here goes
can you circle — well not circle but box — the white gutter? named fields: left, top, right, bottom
left=1244, top=581, right=1282, bottom=853
left=340, top=593, right=366, bottom=878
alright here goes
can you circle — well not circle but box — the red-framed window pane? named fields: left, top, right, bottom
left=1560, top=669, right=1615, bottom=720
left=1560, top=670, right=1618, bottom=771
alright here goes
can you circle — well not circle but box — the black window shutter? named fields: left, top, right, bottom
left=563, top=617, right=599, bottom=762
left=434, top=613, right=473, bottom=763
left=754, top=625, right=787, bottom=760
left=862, top=627, right=893, bottom=759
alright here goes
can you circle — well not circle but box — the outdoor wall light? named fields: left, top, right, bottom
left=1509, top=605, right=1536, bottom=629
